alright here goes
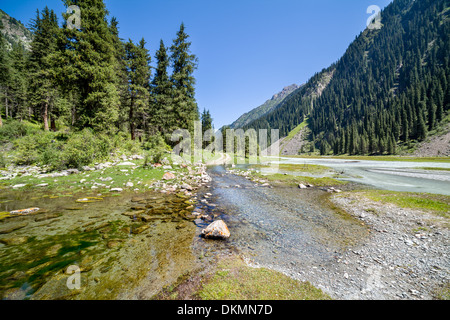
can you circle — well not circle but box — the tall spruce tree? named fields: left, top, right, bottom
left=58, top=0, right=121, bottom=131
left=28, top=7, right=60, bottom=130
left=170, top=23, right=199, bottom=134
left=0, top=25, right=10, bottom=127
left=125, top=38, right=151, bottom=140
left=150, top=39, right=173, bottom=138
left=9, top=43, right=28, bottom=120
left=110, top=17, right=129, bottom=132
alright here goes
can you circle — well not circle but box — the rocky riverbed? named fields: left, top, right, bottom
left=202, top=166, right=449, bottom=300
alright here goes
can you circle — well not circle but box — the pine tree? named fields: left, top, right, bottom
left=125, top=38, right=151, bottom=140
left=109, top=17, right=129, bottom=132
left=170, top=23, right=199, bottom=134
left=58, top=0, right=121, bottom=131
left=201, top=108, right=213, bottom=149
left=28, top=7, right=60, bottom=130
left=150, top=39, right=173, bottom=138
left=0, top=25, right=10, bottom=127
left=9, top=43, right=28, bottom=120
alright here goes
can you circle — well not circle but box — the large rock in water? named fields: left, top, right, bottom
left=201, top=220, right=230, bottom=240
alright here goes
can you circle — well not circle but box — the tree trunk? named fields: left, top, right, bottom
left=130, top=97, right=135, bottom=140
left=5, top=95, right=8, bottom=119
left=43, top=101, right=49, bottom=131
left=0, top=110, right=3, bottom=127
left=50, top=116, right=56, bottom=132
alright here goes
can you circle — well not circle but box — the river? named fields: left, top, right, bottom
left=272, top=157, right=450, bottom=195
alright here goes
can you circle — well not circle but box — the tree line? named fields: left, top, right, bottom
left=0, top=0, right=210, bottom=146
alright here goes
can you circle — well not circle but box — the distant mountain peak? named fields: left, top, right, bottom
left=0, top=9, right=33, bottom=51
left=229, top=83, right=302, bottom=129
left=272, top=84, right=300, bottom=100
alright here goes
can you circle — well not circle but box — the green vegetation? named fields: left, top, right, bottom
left=198, top=256, right=331, bottom=300
left=254, top=163, right=331, bottom=174
left=281, top=119, right=309, bottom=147
left=0, top=158, right=169, bottom=194
left=353, top=190, right=450, bottom=218
left=414, top=167, right=450, bottom=171
left=0, top=2, right=208, bottom=167
left=285, top=154, right=450, bottom=163
left=252, top=172, right=346, bottom=187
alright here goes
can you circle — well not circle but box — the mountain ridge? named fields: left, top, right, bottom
left=228, top=83, right=301, bottom=130
left=0, top=9, right=33, bottom=51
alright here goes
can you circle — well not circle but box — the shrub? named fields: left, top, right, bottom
left=0, top=120, right=40, bottom=142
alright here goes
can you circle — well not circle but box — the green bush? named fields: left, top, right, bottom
left=13, top=132, right=57, bottom=165
left=62, top=129, right=98, bottom=169
left=0, top=120, right=40, bottom=142
left=0, top=152, right=8, bottom=168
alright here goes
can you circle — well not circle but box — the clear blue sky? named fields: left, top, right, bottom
left=2, top=0, right=392, bottom=129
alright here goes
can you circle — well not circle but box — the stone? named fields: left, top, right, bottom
left=35, top=183, right=49, bottom=187
left=201, top=220, right=231, bottom=240
left=162, top=172, right=176, bottom=180
left=125, top=182, right=134, bottom=188
left=35, top=213, right=60, bottom=222
left=132, top=225, right=150, bottom=234
left=110, top=188, right=123, bottom=192
left=10, top=208, right=40, bottom=216
left=0, top=236, right=29, bottom=246
left=180, top=183, right=193, bottom=191
left=118, top=161, right=136, bottom=166
left=298, top=184, right=307, bottom=189
left=12, top=184, right=27, bottom=189
left=0, top=222, right=29, bottom=234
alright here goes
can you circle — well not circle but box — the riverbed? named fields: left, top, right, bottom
left=274, top=157, right=450, bottom=195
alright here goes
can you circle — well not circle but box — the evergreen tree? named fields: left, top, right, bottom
left=125, top=38, right=151, bottom=140
left=170, top=23, right=199, bottom=134
left=150, top=39, right=173, bottom=138
left=109, top=17, right=129, bottom=132
left=8, top=43, right=28, bottom=120
left=0, top=25, right=10, bottom=127
left=28, top=7, right=60, bottom=130
left=201, top=108, right=213, bottom=149
left=58, top=0, right=121, bottom=131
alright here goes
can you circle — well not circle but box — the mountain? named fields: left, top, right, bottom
left=0, top=9, right=33, bottom=51
left=238, top=0, right=449, bottom=156
left=228, top=84, right=301, bottom=129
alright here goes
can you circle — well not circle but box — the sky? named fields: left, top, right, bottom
left=2, top=0, right=392, bottom=129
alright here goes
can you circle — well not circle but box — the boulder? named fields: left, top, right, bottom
left=162, top=172, right=176, bottom=180
left=201, top=220, right=230, bottom=240
left=180, top=183, right=193, bottom=191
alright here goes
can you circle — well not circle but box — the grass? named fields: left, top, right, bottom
left=284, top=155, right=450, bottom=163
left=197, top=256, right=331, bottom=300
left=253, top=171, right=346, bottom=187
left=282, top=119, right=308, bottom=144
left=0, top=160, right=171, bottom=194
left=414, top=167, right=450, bottom=171
left=354, top=190, right=450, bottom=219
left=254, top=163, right=331, bottom=174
